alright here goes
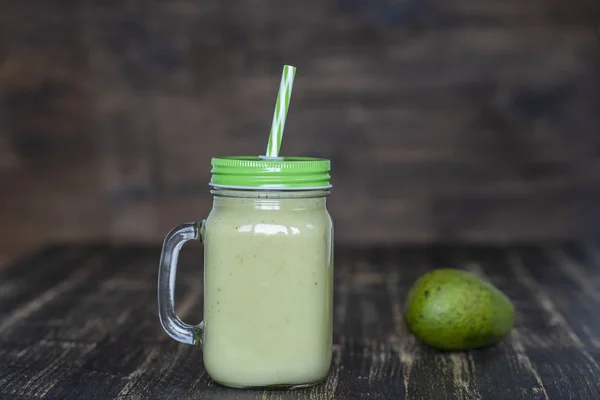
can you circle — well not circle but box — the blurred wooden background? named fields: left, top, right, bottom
left=0, top=0, right=598, bottom=254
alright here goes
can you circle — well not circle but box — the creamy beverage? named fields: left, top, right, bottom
left=202, top=191, right=333, bottom=387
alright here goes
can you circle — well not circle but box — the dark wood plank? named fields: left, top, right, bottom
left=0, top=244, right=599, bottom=399
left=0, top=247, right=135, bottom=344
left=516, top=244, right=600, bottom=362
left=1, top=0, right=599, bottom=250
left=0, top=246, right=94, bottom=333
left=332, top=248, right=415, bottom=399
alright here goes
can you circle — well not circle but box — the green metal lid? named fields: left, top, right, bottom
left=210, top=156, right=331, bottom=190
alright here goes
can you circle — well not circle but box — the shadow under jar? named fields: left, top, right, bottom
left=158, top=156, right=334, bottom=389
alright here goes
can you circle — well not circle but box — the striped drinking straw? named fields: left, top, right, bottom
left=265, top=65, right=296, bottom=158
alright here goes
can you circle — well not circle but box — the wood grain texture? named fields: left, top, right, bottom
left=0, top=0, right=599, bottom=249
left=0, top=244, right=599, bottom=399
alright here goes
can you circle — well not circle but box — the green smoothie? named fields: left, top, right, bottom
left=202, top=191, right=333, bottom=388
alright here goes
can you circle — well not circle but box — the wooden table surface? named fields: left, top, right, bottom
left=0, top=244, right=598, bottom=400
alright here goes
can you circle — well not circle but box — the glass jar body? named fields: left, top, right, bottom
left=202, top=189, right=334, bottom=389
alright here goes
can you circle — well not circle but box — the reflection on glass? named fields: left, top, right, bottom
left=253, top=224, right=288, bottom=235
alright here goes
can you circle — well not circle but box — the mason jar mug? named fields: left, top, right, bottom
left=158, top=156, right=334, bottom=389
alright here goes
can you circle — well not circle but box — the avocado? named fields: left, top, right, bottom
left=404, top=268, right=515, bottom=351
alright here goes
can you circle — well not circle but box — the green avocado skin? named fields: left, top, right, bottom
left=404, top=269, right=515, bottom=351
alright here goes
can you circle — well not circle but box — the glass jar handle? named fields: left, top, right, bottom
left=158, top=221, right=205, bottom=347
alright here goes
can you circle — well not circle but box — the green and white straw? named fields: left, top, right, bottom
left=265, top=65, right=296, bottom=158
